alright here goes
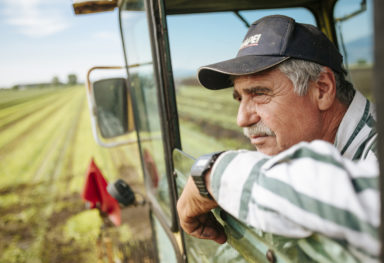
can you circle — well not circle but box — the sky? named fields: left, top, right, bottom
left=0, top=0, right=373, bottom=88
left=166, top=0, right=373, bottom=77
left=0, top=0, right=123, bottom=88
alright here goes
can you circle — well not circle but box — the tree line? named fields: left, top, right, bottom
left=12, top=74, right=79, bottom=90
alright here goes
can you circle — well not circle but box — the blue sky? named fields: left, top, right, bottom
left=166, top=0, right=373, bottom=77
left=0, top=0, right=123, bottom=88
left=167, top=8, right=316, bottom=78
left=0, top=0, right=373, bottom=88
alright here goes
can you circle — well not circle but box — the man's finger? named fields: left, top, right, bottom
left=200, top=225, right=227, bottom=244
left=185, top=212, right=227, bottom=244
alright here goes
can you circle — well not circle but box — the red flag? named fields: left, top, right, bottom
left=82, top=158, right=121, bottom=226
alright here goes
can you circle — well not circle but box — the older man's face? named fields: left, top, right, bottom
left=233, top=68, right=322, bottom=155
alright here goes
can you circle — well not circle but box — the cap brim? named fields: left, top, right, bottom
left=197, top=55, right=289, bottom=90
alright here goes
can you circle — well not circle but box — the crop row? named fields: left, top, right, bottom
left=176, top=85, right=235, bottom=104
left=176, top=85, right=239, bottom=126
left=177, top=96, right=237, bottom=116
left=0, top=86, right=142, bottom=263
left=0, top=89, right=68, bottom=130
left=0, top=88, right=59, bottom=110
left=0, top=89, right=76, bottom=156
left=175, top=86, right=253, bottom=156
left=178, top=101, right=238, bottom=131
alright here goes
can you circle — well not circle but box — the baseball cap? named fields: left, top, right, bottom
left=198, top=15, right=344, bottom=90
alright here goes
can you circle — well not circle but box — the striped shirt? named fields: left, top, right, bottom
left=210, top=90, right=379, bottom=260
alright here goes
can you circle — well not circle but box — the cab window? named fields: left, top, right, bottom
left=120, top=1, right=171, bottom=220
left=334, top=0, right=373, bottom=99
left=167, top=9, right=316, bottom=158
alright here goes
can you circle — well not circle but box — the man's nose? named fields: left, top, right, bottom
left=237, top=101, right=259, bottom=127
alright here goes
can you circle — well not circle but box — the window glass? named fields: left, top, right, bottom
left=153, top=217, right=178, bottom=263
left=120, top=2, right=171, bottom=220
left=334, top=0, right=373, bottom=99
left=167, top=9, right=316, bottom=158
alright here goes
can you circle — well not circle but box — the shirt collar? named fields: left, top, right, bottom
left=334, top=90, right=369, bottom=154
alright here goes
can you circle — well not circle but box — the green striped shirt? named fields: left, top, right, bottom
left=210, top=91, right=379, bottom=260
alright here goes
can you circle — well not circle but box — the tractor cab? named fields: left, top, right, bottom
left=74, top=0, right=383, bottom=262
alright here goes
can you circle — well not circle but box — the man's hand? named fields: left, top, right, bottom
left=177, top=176, right=227, bottom=244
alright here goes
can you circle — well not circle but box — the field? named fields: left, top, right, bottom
left=0, top=86, right=148, bottom=263
left=0, top=83, right=251, bottom=263
left=176, top=85, right=253, bottom=158
left=0, top=67, right=373, bottom=262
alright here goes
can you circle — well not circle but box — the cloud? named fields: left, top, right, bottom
left=2, top=0, right=70, bottom=37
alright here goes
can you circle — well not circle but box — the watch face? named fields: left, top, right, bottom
left=191, top=152, right=223, bottom=177
left=190, top=152, right=224, bottom=199
left=190, top=154, right=215, bottom=198
left=195, top=156, right=210, bottom=168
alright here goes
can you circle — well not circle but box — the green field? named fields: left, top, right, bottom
left=0, top=84, right=253, bottom=262
left=0, top=86, right=144, bottom=263
left=176, top=85, right=253, bottom=158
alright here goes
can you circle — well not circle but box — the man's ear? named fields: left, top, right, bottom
left=311, top=67, right=337, bottom=111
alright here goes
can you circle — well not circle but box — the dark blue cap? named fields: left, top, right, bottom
left=198, top=15, right=344, bottom=90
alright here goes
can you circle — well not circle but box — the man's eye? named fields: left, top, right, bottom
left=233, top=94, right=241, bottom=102
left=250, top=90, right=265, bottom=96
left=250, top=90, right=271, bottom=104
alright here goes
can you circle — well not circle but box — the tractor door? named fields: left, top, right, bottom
left=118, top=0, right=182, bottom=262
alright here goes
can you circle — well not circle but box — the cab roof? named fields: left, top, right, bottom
left=163, top=0, right=336, bottom=15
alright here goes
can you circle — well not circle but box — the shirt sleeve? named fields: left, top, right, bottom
left=209, top=140, right=380, bottom=257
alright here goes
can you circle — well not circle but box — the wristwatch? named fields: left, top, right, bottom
left=190, top=151, right=224, bottom=199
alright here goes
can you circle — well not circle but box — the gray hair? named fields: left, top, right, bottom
left=277, top=59, right=355, bottom=105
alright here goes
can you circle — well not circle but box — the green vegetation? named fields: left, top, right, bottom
left=176, top=85, right=252, bottom=157
left=0, top=83, right=263, bottom=262
left=67, top=74, right=78, bottom=86
left=0, top=86, right=143, bottom=263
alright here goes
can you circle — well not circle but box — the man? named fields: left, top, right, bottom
left=177, top=15, right=379, bottom=261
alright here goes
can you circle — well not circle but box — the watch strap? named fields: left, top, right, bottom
left=190, top=151, right=224, bottom=199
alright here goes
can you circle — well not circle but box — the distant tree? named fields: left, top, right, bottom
left=67, top=74, right=78, bottom=86
left=180, top=76, right=200, bottom=86
left=51, top=76, right=61, bottom=86
left=356, top=59, right=367, bottom=65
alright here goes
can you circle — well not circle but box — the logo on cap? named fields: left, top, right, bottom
left=240, top=34, right=262, bottom=50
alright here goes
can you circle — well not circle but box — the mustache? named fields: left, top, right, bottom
left=243, top=122, right=275, bottom=138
